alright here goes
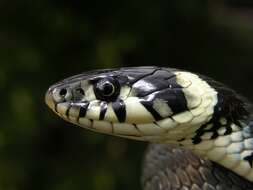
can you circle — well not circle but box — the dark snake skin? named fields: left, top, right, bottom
left=142, top=145, right=253, bottom=190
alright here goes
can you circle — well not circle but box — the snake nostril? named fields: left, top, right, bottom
left=59, top=88, right=67, bottom=96
left=72, top=88, right=85, bottom=101
left=76, top=88, right=85, bottom=95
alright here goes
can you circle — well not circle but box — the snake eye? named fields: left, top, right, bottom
left=94, top=78, right=120, bottom=101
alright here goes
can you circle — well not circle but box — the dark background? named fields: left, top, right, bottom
left=1, top=1, right=253, bottom=190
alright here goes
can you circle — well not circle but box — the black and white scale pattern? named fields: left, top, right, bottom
left=45, top=66, right=253, bottom=183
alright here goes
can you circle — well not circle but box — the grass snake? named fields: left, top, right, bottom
left=45, top=66, right=253, bottom=190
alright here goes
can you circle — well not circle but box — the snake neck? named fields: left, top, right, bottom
left=178, top=117, right=253, bottom=182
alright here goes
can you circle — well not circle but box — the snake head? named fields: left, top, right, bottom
left=45, top=67, right=218, bottom=142
left=45, top=67, right=253, bottom=183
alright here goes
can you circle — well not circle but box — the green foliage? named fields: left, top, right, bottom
left=1, top=0, right=253, bottom=189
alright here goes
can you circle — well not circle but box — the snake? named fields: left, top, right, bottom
left=45, top=66, right=253, bottom=190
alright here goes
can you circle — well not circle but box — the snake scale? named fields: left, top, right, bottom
left=45, top=66, right=253, bottom=190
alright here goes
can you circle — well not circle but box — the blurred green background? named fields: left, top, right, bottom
left=1, top=1, right=253, bottom=190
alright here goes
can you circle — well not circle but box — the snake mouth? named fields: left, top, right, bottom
left=45, top=90, right=174, bottom=141
left=52, top=102, right=168, bottom=136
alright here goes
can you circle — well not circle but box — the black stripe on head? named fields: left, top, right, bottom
left=79, top=101, right=90, bottom=118
left=66, top=105, right=71, bottom=118
left=244, top=153, right=253, bottom=167
left=131, top=69, right=175, bottom=97
left=132, top=69, right=188, bottom=117
left=140, top=100, right=163, bottom=121
left=140, top=88, right=188, bottom=121
left=99, top=101, right=108, bottom=120
left=158, top=88, right=188, bottom=114
left=112, top=99, right=126, bottom=122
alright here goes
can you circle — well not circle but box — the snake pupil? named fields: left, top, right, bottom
left=102, top=83, right=114, bottom=96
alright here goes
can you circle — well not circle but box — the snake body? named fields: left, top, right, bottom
left=45, top=66, right=253, bottom=189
